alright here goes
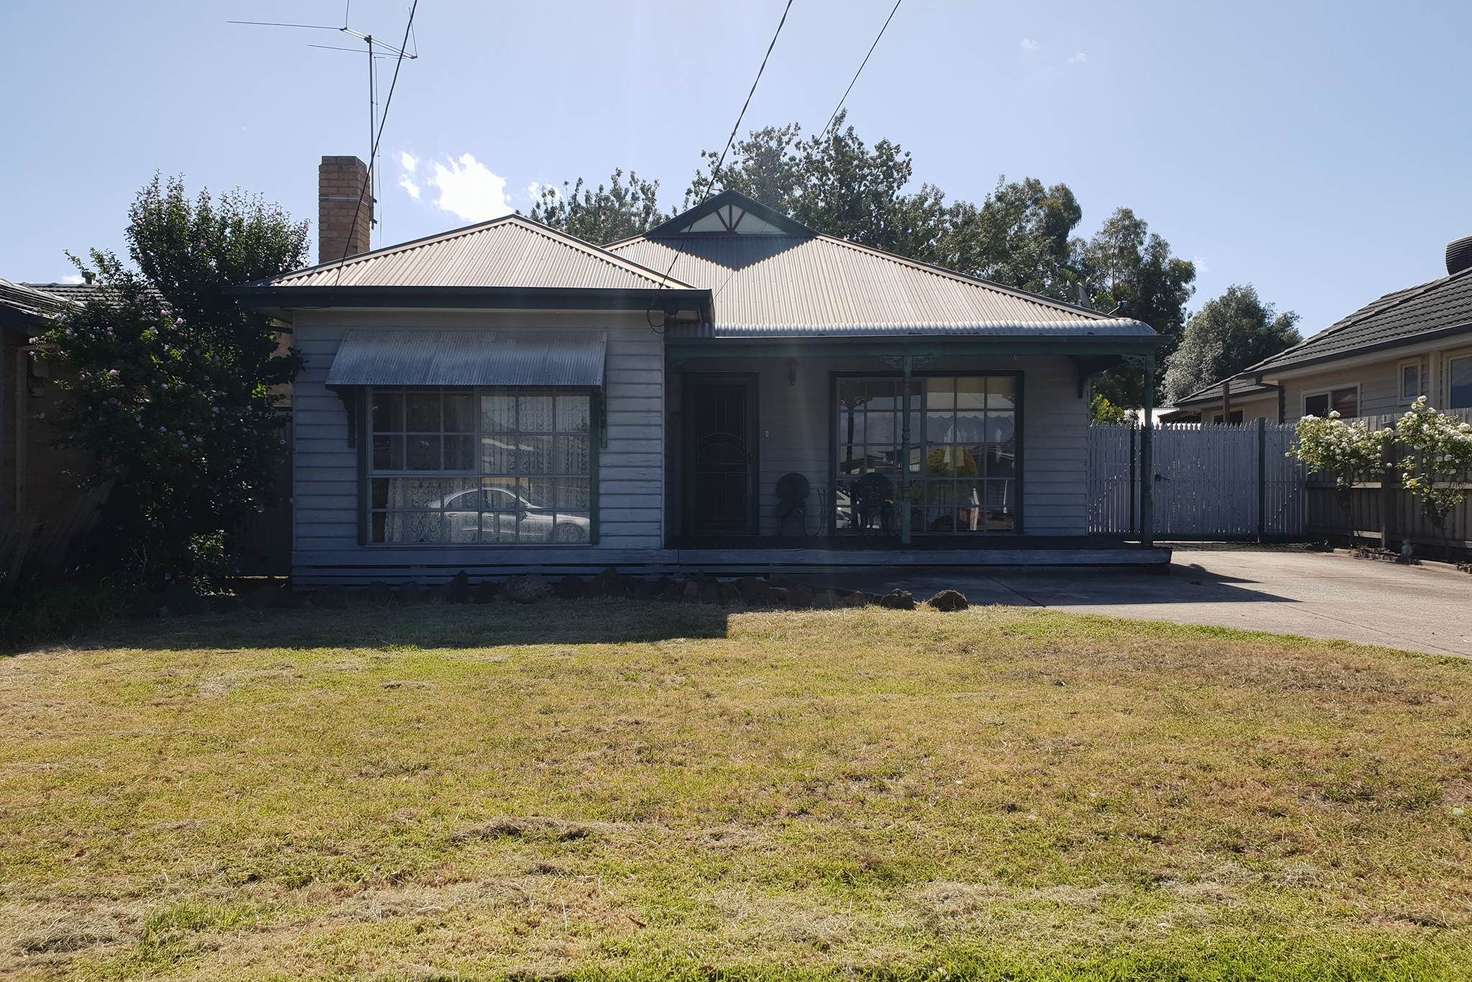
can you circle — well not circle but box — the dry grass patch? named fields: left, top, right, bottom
left=1, top=601, right=1471, bottom=979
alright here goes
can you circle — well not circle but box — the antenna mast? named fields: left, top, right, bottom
left=229, top=6, right=420, bottom=246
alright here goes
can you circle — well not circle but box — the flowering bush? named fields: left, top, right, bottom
left=1288, top=410, right=1391, bottom=492
left=1395, top=397, right=1472, bottom=540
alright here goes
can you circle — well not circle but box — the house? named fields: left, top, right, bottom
left=1160, top=379, right=1278, bottom=424
left=237, top=156, right=1170, bottom=586
left=1182, top=238, right=1472, bottom=424
left=0, top=279, right=92, bottom=523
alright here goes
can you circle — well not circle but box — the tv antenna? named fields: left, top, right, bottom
left=230, top=3, right=420, bottom=245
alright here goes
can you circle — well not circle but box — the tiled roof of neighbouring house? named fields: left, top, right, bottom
left=1245, top=266, right=1472, bottom=376
left=261, top=214, right=699, bottom=292
left=0, top=279, right=69, bottom=322
left=1170, top=379, right=1278, bottom=409
left=606, top=191, right=1153, bottom=338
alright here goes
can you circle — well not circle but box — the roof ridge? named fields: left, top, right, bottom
left=512, top=215, right=697, bottom=290
left=267, top=212, right=696, bottom=290
left=1240, top=264, right=1472, bottom=376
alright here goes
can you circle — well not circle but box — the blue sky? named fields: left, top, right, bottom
left=3, top=0, right=1469, bottom=335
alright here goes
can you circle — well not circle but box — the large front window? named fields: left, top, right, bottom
left=367, top=388, right=593, bottom=545
left=834, top=375, right=1018, bottom=535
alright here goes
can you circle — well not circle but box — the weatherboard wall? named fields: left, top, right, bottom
left=289, top=308, right=665, bottom=583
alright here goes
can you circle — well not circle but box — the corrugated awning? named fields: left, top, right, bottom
left=325, top=329, right=607, bottom=388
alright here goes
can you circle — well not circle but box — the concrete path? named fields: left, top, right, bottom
left=805, top=547, right=1472, bottom=658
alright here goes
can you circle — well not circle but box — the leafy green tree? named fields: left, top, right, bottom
left=1163, top=284, right=1300, bottom=403
left=945, top=177, right=1083, bottom=299
left=688, top=114, right=953, bottom=261
left=44, top=175, right=307, bottom=590
left=1077, top=208, right=1197, bottom=406
left=527, top=169, right=667, bottom=244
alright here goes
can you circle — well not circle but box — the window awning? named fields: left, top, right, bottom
left=324, top=329, right=607, bottom=388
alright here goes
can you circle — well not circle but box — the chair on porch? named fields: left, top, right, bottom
left=852, top=472, right=895, bottom=534
left=775, top=472, right=809, bottom=538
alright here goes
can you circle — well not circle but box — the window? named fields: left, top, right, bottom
left=1401, top=361, right=1423, bottom=401
left=1303, top=385, right=1358, bottom=419
left=834, top=374, right=1017, bottom=535
left=1451, top=355, right=1472, bottom=410
left=367, top=388, right=593, bottom=545
left=1211, top=411, right=1245, bottom=424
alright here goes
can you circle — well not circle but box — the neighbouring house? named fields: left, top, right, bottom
left=0, top=279, right=93, bottom=525
left=1178, top=237, right=1472, bottom=424
left=237, top=156, right=1170, bottom=586
left=1159, top=379, right=1279, bottom=424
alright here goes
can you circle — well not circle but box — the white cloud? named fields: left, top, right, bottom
left=426, top=152, right=513, bottom=222
left=1192, top=256, right=1210, bottom=275
left=60, top=273, right=85, bottom=285
left=399, top=150, right=418, bottom=174
left=398, top=173, right=421, bottom=200
left=1068, top=50, right=1088, bottom=64
left=1020, top=37, right=1039, bottom=52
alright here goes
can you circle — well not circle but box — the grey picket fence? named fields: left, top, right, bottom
left=1088, top=421, right=1307, bottom=540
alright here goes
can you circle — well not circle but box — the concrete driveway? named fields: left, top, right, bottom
left=811, top=547, right=1472, bottom=658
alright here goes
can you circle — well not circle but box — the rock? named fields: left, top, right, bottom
left=554, top=575, right=588, bottom=599
left=879, top=589, right=916, bottom=610
left=632, top=577, right=663, bottom=599
left=926, top=589, right=969, bottom=612
left=768, top=586, right=789, bottom=605
left=471, top=581, right=502, bottom=604
left=718, top=580, right=742, bottom=605
left=590, top=567, right=628, bottom=597
left=739, top=577, right=773, bottom=605
left=699, top=578, right=722, bottom=604
left=445, top=571, right=472, bottom=604
left=504, top=574, right=553, bottom=604
left=839, top=590, right=869, bottom=607
left=812, top=589, right=837, bottom=609
left=788, top=584, right=815, bottom=608
left=662, top=577, right=687, bottom=601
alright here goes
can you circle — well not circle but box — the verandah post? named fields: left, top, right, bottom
left=1140, top=355, right=1155, bottom=548
left=899, top=353, right=913, bottom=545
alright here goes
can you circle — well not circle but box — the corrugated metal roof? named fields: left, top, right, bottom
left=1, top=279, right=68, bottom=318
left=266, top=215, right=696, bottom=291
left=325, top=329, right=606, bottom=388
left=1247, top=266, right=1472, bottom=375
left=607, top=200, right=1151, bottom=338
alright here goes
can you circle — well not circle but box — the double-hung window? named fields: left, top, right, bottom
left=1450, top=355, right=1472, bottom=410
left=1303, top=386, right=1358, bottom=419
left=367, top=388, right=594, bottom=545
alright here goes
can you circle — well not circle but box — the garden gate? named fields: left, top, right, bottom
left=1088, top=421, right=1307, bottom=539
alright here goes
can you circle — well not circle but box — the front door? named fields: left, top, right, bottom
left=685, top=376, right=757, bottom=536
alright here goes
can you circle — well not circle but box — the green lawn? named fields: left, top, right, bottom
left=2, top=600, right=1471, bottom=980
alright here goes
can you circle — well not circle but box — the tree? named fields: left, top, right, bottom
left=527, top=169, right=667, bottom=244
left=687, top=114, right=953, bottom=262
left=1077, top=208, right=1197, bottom=407
left=44, top=175, right=307, bottom=591
left=945, top=177, right=1083, bottom=300
left=1163, top=285, right=1301, bottom=403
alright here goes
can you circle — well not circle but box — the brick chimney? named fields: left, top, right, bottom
left=318, top=155, right=373, bottom=264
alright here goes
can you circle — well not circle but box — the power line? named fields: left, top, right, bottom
left=335, top=0, right=418, bottom=280
left=818, top=0, right=903, bottom=140
left=650, top=0, right=796, bottom=300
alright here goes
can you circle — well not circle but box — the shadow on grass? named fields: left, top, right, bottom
left=55, top=598, right=735, bottom=653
